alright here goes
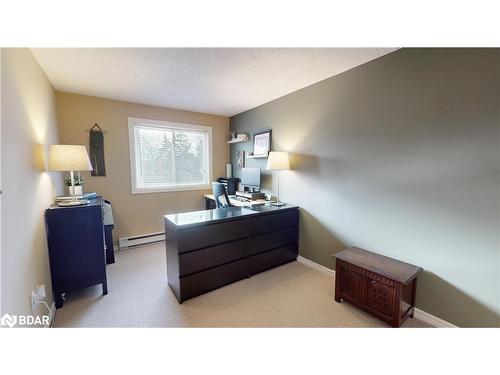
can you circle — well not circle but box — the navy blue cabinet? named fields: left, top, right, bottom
left=45, top=197, right=108, bottom=308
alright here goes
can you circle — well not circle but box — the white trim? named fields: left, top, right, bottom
left=297, top=255, right=334, bottom=275
left=413, top=308, right=458, bottom=328
left=128, top=117, right=213, bottom=194
left=297, top=255, right=458, bottom=328
left=131, top=184, right=212, bottom=194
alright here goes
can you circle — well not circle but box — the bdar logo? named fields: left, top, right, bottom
left=1, top=313, right=17, bottom=328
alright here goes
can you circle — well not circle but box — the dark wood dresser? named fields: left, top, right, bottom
left=165, top=205, right=299, bottom=303
left=45, top=197, right=111, bottom=308
left=334, top=247, right=423, bottom=327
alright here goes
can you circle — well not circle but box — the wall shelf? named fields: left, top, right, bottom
left=227, top=138, right=249, bottom=144
left=227, top=133, right=249, bottom=144
left=246, top=154, right=268, bottom=159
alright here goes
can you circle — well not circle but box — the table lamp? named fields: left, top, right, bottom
left=49, top=145, right=93, bottom=206
left=266, top=151, right=290, bottom=207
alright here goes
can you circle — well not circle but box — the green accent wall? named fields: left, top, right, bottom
left=230, top=48, right=500, bottom=327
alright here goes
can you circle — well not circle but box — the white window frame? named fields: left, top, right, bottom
left=128, top=117, right=213, bottom=194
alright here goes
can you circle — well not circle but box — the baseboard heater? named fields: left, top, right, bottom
left=118, top=232, right=165, bottom=249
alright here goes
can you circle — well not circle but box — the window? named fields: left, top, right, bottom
left=128, top=118, right=212, bottom=193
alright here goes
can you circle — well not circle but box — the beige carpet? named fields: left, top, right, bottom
left=53, top=243, right=431, bottom=328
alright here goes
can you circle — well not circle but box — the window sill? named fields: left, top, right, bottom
left=131, top=185, right=212, bottom=194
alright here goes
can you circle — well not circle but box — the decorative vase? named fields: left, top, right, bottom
left=69, top=186, right=83, bottom=196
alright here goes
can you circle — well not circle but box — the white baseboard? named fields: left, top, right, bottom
left=413, top=308, right=457, bottom=328
left=297, top=255, right=458, bottom=328
left=297, top=255, right=334, bottom=275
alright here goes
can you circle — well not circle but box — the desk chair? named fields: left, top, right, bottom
left=212, top=182, right=233, bottom=208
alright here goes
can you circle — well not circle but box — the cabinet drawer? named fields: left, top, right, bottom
left=249, top=243, right=298, bottom=275
left=180, top=258, right=249, bottom=301
left=339, top=263, right=364, bottom=304
left=46, top=205, right=106, bottom=290
left=365, top=278, right=396, bottom=318
left=250, top=209, right=299, bottom=236
left=177, top=219, right=248, bottom=253
left=250, top=226, right=298, bottom=255
left=179, top=239, right=249, bottom=276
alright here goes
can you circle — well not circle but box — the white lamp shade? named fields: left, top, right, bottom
left=267, top=151, right=290, bottom=170
left=48, top=145, right=93, bottom=171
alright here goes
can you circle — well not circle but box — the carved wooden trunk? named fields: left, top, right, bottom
left=334, top=247, right=423, bottom=327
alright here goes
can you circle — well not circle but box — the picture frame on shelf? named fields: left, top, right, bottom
left=253, top=129, right=272, bottom=157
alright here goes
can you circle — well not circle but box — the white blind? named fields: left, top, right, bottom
left=132, top=123, right=209, bottom=190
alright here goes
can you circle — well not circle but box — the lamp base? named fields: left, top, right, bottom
left=57, top=200, right=89, bottom=207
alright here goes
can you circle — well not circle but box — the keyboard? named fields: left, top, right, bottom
left=232, top=196, right=249, bottom=202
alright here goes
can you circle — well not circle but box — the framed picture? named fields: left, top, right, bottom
left=253, top=130, right=272, bottom=157
left=236, top=150, right=245, bottom=169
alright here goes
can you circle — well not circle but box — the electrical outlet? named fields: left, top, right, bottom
left=31, top=284, right=46, bottom=311
left=35, top=284, right=46, bottom=299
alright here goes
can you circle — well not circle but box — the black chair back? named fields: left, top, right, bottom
left=212, top=182, right=232, bottom=208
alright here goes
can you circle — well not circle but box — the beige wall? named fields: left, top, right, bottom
left=56, top=92, right=230, bottom=240
left=1, top=48, right=63, bottom=318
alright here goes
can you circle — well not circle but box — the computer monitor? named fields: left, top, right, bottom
left=241, top=167, right=261, bottom=191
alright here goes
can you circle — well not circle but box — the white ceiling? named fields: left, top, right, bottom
left=32, top=48, right=396, bottom=117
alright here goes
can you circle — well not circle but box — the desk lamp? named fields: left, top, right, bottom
left=266, top=151, right=290, bottom=207
left=49, top=145, right=93, bottom=206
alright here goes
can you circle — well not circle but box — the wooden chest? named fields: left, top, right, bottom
left=334, top=247, right=423, bottom=327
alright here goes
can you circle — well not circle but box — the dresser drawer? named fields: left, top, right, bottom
left=250, top=226, right=298, bottom=255
left=177, top=219, right=248, bottom=253
left=179, top=238, right=250, bottom=276
left=249, top=243, right=298, bottom=275
left=250, top=209, right=299, bottom=236
left=180, top=258, right=249, bottom=301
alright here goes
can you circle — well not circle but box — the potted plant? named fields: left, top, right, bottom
left=64, top=175, right=85, bottom=196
